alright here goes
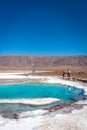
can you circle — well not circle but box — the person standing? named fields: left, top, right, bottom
left=61, top=70, right=65, bottom=78
left=67, top=69, right=70, bottom=78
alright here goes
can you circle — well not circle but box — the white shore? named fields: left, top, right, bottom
left=0, top=72, right=87, bottom=130
left=0, top=98, right=60, bottom=105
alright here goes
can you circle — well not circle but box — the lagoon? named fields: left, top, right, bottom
left=0, top=83, right=86, bottom=103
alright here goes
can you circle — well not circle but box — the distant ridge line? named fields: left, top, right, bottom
left=0, top=56, right=87, bottom=69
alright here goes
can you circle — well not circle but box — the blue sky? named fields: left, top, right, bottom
left=0, top=0, right=87, bottom=56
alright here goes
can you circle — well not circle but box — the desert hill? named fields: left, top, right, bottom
left=0, top=56, right=87, bottom=70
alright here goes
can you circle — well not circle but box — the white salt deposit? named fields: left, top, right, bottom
left=0, top=73, right=87, bottom=130
left=0, top=115, right=42, bottom=130
left=0, top=98, right=59, bottom=105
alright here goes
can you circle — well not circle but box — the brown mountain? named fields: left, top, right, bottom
left=0, top=56, right=87, bottom=70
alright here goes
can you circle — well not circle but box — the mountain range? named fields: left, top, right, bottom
left=0, top=56, right=87, bottom=70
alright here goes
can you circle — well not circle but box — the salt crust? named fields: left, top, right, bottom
left=0, top=73, right=87, bottom=130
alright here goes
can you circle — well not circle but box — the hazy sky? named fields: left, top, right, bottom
left=0, top=0, right=87, bottom=56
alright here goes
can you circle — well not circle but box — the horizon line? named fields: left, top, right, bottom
left=0, top=54, right=87, bottom=57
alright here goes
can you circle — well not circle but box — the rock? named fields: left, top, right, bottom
left=13, top=113, right=19, bottom=119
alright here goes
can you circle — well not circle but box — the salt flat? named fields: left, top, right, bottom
left=0, top=72, right=87, bottom=130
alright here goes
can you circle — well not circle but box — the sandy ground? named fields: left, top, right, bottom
left=0, top=72, right=87, bottom=130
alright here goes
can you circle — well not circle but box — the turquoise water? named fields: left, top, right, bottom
left=0, top=83, right=86, bottom=118
left=0, top=83, right=86, bottom=102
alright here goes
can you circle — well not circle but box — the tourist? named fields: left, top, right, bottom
left=67, top=69, right=71, bottom=78
left=61, top=70, right=65, bottom=78
left=32, top=69, right=35, bottom=73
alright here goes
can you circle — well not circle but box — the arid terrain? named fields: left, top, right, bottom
left=0, top=56, right=87, bottom=130
left=0, top=56, right=87, bottom=82
left=0, top=56, right=87, bottom=70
